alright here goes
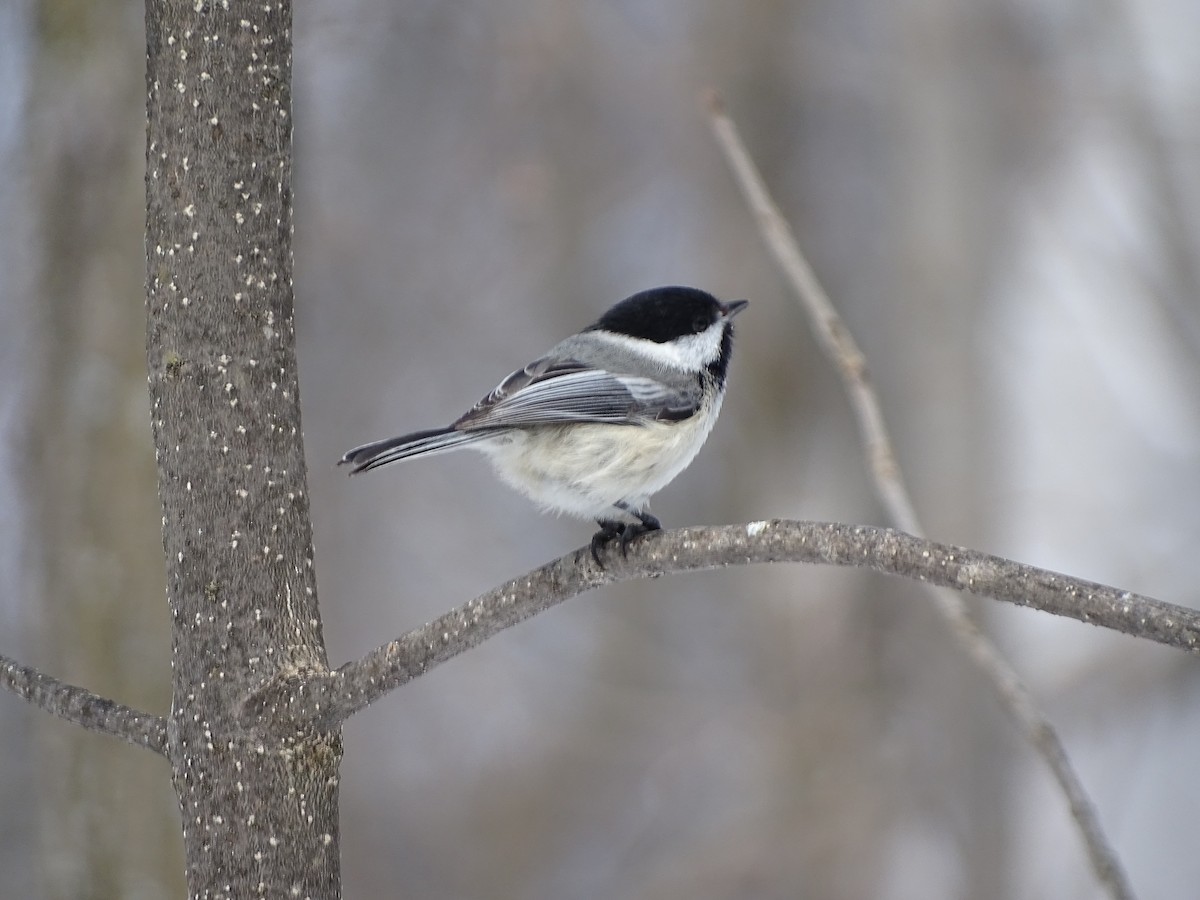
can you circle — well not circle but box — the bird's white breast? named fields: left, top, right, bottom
left=476, top=393, right=722, bottom=521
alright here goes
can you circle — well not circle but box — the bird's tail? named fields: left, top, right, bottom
left=338, top=427, right=489, bottom=474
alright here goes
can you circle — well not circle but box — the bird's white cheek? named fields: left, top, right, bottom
left=665, top=327, right=726, bottom=371
left=587, top=326, right=726, bottom=371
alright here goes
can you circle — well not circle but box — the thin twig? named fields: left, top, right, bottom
left=704, top=89, right=1137, bottom=900
left=0, top=653, right=168, bottom=755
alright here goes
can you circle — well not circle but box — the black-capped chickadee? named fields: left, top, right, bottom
left=340, top=286, right=748, bottom=562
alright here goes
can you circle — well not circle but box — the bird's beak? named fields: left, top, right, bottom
left=721, top=299, right=749, bottom=319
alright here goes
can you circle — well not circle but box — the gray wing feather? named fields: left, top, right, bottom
left=454, top=358, right=699, bottom=430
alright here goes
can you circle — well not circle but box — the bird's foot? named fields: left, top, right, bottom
left=590, top=508, right=662, bottom=566
left=591, top=520, right=626, bottom=566
left=617, top=517, right=660, bottom=556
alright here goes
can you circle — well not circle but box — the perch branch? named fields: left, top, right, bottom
left=244, top=522, right=1196, bottom=743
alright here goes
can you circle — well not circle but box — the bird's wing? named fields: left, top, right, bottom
left=453, top=357, right=700, bottom=430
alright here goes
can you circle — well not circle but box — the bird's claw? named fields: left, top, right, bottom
left=590, top=521, right=625, bottom=566
left=590, top=514, right=662, bottom=567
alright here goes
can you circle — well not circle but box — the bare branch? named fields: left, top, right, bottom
left=704, top=90, right=1139, bottom=900
left=1, top=653, right=167, bottom=755
left=242, top=521, right=1197, bottom=734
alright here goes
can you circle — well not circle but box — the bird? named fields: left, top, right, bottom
left=340, top=286, right=748, bottom=563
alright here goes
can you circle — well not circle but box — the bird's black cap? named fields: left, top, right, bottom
left=589, top=286, right=741, bottom=343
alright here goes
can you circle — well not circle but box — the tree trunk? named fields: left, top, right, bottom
left=145, top=1, right=341, bottom=895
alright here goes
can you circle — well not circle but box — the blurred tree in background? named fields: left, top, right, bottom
left=3, top=2, right=179, bottom=898
left=1, top=1, right=1197, bottom=897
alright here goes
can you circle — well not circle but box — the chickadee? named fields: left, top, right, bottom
left=340, top=286, right=748, bottom=562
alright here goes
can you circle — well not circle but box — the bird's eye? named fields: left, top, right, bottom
left=692, top=314, right=710, bottom=333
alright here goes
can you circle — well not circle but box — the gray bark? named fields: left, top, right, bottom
left=145, top=1, right=339, bottom=895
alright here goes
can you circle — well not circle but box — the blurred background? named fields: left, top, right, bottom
left=2, top=1, right=1199, bottom=897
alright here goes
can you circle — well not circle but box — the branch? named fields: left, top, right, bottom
left=703, top=90, right=1140, bottom=900
left=243, top=521, right=1197, bottom=734
left=0, top=653, right=168, bottom=755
